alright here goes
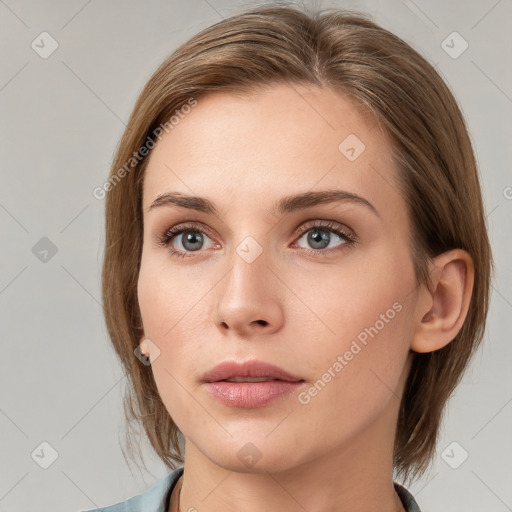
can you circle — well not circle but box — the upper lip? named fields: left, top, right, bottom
left=202, top=360, right=304, bottom=383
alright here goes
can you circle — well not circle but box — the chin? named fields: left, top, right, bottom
left=200, top=435, right=305, bottom=474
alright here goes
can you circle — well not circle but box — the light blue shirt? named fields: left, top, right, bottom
left=80, top=466, right=422, bottom=511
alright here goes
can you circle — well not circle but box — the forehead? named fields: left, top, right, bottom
left=141, top=83, right=400, bottom=217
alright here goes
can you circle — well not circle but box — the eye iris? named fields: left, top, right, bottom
left=308, top=229, right=330, bottom=249
left=182, top=231, right=203, bottom=251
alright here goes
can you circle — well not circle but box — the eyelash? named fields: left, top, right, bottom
left=156, top=220, right=356, bottom=259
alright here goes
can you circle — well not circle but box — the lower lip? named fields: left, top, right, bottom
left=204, top=380, right=303, bottom=408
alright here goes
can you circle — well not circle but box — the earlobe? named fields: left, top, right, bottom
left=411, top=249, right=474, bottom=353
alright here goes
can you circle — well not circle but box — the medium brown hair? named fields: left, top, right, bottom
left=101, top=2, right=492, bottom=485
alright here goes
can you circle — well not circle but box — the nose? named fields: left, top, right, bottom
left=215, top=247, right=284, bottom=337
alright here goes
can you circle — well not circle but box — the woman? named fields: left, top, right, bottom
left=84, top=3, right=492, bottom=511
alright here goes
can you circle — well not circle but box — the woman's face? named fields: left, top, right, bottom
left=137, top=84, right=419, bottom=472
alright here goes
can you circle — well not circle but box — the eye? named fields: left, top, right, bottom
left=156, top=222, right=217, bottom=259
left=294, top=220, right=355, bottom=255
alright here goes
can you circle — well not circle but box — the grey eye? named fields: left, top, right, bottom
left=174, top=231, right=214, bottom=252
left=297, top=228, right=346, bottom=250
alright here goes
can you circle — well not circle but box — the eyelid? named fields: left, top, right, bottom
left=293, top=219, right=356, bottom=241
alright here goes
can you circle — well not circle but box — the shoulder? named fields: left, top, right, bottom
left=79, top=466, right=184, bottom=512
left=394, top=481, right=422, bottom=512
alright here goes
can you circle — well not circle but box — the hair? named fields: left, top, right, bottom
left=101, top=1, right=492, bottom=486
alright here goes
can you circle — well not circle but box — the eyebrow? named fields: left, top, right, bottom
left=148, top=189, right=379, bottom=217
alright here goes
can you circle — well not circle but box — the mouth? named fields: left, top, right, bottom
left=201, top=359, right=304, bottom=384
left=201, top=360, right=304, bottom=408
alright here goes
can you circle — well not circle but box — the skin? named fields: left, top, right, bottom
left=137, top=83, right=474, bottom=512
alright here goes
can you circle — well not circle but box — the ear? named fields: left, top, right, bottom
left=139, top=336, right=150, bottom=357
left=411, top=249, right=474, bottom=353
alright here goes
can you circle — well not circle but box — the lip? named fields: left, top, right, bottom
left=202, top=360, right=305, bottom=408
left=201, top=360, right=303, bottom=383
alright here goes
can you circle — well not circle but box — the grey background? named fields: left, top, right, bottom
left=0, top=0, right=510, bottom=511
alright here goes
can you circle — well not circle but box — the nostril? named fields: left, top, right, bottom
left=255, top=319, right=267, bottom=326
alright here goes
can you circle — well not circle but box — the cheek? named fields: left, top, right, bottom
left=137, top=257, right=215, bottom=390
left=137, top=254, right=209, bottom=342
left=137, top=260, right=205, bottom=425
left=292, top=273, right=414, bottom=446
left=298, top=243, right=416, bottom=387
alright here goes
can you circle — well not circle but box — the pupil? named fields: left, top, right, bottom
left=183, top=231, right=203, bottom=251
left=309, top=229, right=329, bottom=249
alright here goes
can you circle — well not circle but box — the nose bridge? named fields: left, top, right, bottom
left=222, top=208, right=275, bottom=287
left=224, top=235, right=273, bottom=302
left=214, top=231, right=284, bottom=334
